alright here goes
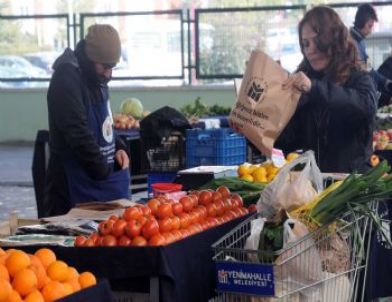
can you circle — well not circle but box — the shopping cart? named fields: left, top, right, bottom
left=211, top=211, right=373, bottom=302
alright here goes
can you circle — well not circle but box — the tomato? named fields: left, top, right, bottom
left=123, top=206, right=142, bottom=221
left=98, top=219, right=114, bottom=236
left=171, top=230, right=182, bottom=242
left=198, top=190, right=213, bottom=206
left=179, top=228, right=191, bottom=239
left=225, top=210, right=237, bottom=220
left=74, top=236, right=87, bottom=247
left=142, top=219, right=160, bottom=239
left=137, top=215, right=149, bottom=227
left=147, top=198, right=161, bottom=215
left=84, top=238, right=95, bottom=247
left=211, top=191, right=223, bottom=203
left=156, top=203, right=173, bottom=219
left=148, top=234, right=166, bottom=246
left=233, top=207, right=243, bottom=217
left=178, top=213, right=191, bottom=229
left=118, top=236, right=132, bottom=246
left=124, top=219, right=142, bottom=238
left=223, top=198, right=233, bottom=211
left=108, top=215, right=119, bottom=221
left=188, top=211, right=199, bottom=225
left=231, top=193, right=243, bottom=207
left=135, top=204, right=152, bottom=216
left=162, top=232, right=176, bottom=245
left=216, top=186, right=231, bottom=198
left=132, top=236, right=148, bottom=247
left=89, top=233, right=100, bottom=244
left=172, top=202, right=184, bottom=216
left=179, top=196, right=193, bottom=213
left=196, top=205, right=207, bottom=220
left=158, top=217, right=173, bottom=233
left=112, top=219, right=128, bottom=237
left=248, top=204, right=257, bottom=213
left=95, top=236, right=104, bottom=246
left=101, top=234, right=117, bottom=246
left=170, top=216, right=180, bottom=230
left=240, top=207, right=249, bottom=216
left=188, top=194, right=199, bottom=207
left=206, top=203, right=217, bottom=217
left=213, top=200, right=225, bottom=217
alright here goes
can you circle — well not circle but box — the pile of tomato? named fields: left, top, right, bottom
left=74, top=186, right=256, bottom=247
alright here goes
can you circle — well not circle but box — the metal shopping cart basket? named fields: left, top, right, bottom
left=211, top=210, right=373, bottom=302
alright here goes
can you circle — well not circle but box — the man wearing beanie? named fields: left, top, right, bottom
left=44, top=24, right=130, bottom=217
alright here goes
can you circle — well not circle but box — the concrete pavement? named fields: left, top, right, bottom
left=0, top=144, right=37, bottom=221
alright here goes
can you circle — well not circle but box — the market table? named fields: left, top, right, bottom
left=17, top=214, right=249, bottom=302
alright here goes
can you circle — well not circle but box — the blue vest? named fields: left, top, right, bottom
left=62, top=88, right=130, bottom=205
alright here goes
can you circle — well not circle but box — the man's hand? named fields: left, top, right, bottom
left=115, top=150, right=130, bottom=169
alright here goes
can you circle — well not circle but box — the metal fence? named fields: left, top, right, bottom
left=0, top=2, right=392, bottom=87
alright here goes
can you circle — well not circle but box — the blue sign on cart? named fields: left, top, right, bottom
left=215, top=261, right=275, bottom=296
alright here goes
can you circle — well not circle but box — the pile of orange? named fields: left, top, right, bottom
left=0, top=247, right=97, bottom=302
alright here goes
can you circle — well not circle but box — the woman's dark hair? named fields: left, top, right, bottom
left=297, top=6, right=361, bottom=84
left=354, top=4, right=378, bottom=30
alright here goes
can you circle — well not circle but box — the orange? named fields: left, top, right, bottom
left=62, top=282, right=74, bottom=296
left=0, top=254, right=7, bottom=265
left=24, top=290, right=44, bottom=302
left=11, top=268, right=38, bottom=297
left=0, top=248, right=5, bottom=256
left=5, top=250, right=31, bottom=278
left=7, top=290, right=22, bottom=302
left=34, top=249, right=56, bottom=269
left=46, top=260, right=68, bottom=282
left=66, top=267, right=79, bottom=281
left=68, top=277, right=81, bottom=292
left=28, top=255, right=47, bottom=290
left=78, top=271, right=97, bottom=289
left=0, top=264, right=9, bottom=281
left=0, top=279, right=12, bottom=302
left=41, top=281, right=66, bottom=302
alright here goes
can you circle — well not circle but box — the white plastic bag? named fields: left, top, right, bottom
left=244, top=218, right=266, bottom=263
left=257, top=150, right=323, bottom=218
left=275, top=218, right=323, bottom=301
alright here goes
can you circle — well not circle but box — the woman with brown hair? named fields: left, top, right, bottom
left=277, top=5, right=377, bottom=173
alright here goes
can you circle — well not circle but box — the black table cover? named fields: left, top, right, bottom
left=15, top=215, right=248, bottom=302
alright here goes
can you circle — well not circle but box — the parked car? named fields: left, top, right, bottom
left=0, top=55, right=49, bottom=79
left=23, top=51, right=60, bottom=74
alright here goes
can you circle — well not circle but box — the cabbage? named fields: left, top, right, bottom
left=120, top=98, right=144, bottom=118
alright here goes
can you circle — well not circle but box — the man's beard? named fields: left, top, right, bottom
left=98, top=74, right=111, bottom=85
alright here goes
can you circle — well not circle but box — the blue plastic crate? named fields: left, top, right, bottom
left=147, top=172, right=177, bottom=193
left=186, top=128, right=246, bottom=168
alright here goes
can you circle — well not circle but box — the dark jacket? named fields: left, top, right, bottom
left=44, top=40, right=126, bottom=217
left=350, top=26, right=387, bottom=96
left=276, top=69, right=377, bottom=173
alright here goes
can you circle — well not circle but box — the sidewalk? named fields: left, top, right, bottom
left=0, top=144, right=37, bottom=221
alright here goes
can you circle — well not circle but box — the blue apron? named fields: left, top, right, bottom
left=63, top=88, right=130, bottom=206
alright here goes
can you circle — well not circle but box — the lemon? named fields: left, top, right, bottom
left=254, top=174, right=267, bottom=183
left=240, top=174, right=254, bottom=182
left=265, top=164, right=279, bottom=176
left=286, top=152, right=300, bottom=162
left=238, top=164, right=251, bottom=177
left=252, top=166, right=267, bottom=178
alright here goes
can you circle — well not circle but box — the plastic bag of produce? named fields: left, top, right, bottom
left=244, top=217, right=266, bottom=262
left=257, top=150, right=323, bottom=218
left=275, top=218, right=323, bottom=301
left=229, top=50, right=301, bottom=157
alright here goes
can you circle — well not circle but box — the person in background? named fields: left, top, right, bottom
left=277, top=6, right=377, bottom=173
left=44, top=24, right=130, bottom=217
left=350, top=3, right=392, bottom=103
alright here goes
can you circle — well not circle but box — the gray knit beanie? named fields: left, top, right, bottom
left=85, top=24, right=121, bottom=64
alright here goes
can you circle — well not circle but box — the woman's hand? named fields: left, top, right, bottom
left=115, top=150, right=130, bottom=169
left=282, top=72, right=312, bottom=93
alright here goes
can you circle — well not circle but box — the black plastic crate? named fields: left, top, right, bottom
left=144, top=132, right=185, bottom=172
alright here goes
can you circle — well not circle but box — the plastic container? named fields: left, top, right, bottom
left=147, top=172, right=178, bottom=194
left=186, top=128, right=246, bottom=168
left=151, top=183, right=184, bottom=200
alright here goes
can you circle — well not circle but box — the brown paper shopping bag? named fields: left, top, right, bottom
left=229, top=50, right=301, bottom=157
